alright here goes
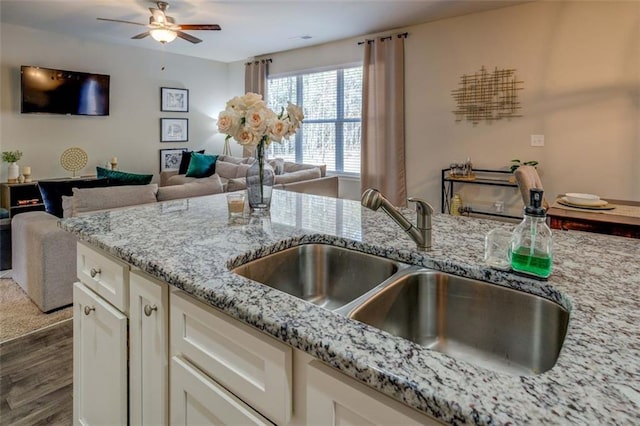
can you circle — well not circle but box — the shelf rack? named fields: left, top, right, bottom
left=441, top=168, right=522, bottom=220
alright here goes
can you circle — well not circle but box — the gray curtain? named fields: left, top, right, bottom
left=243, top=59, right=270, bottom=156
left=361, top=35, right=406, bottom=206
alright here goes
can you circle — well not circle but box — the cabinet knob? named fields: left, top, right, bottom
left=84, top=306, right=95, bottom=315
left=90, top=268, right=101, bottom=278
left=144, top=304, right=157, bottom=317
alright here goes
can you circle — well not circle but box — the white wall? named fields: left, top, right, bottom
left=260, top=1, right=640, bottom=208
left=0, top=23, right=236, bottom=182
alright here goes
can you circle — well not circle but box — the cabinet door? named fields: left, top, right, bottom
left=170, top=355, right=273, bottom=426
left=130, top=271, right=169, bottom=426
left=306, top=361, right=442, bottom=426
left=73, top=282, right=127, bottom=426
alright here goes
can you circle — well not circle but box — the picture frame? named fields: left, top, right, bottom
left=161, top=87, right=189, bottom=112
left=159, top=148, right=188, bottom=173
left=160, top=118, right=189, bottom=142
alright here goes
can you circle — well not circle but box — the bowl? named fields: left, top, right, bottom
left=565, top=193, right=601, bottom=206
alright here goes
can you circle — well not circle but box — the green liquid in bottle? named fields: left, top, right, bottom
left=511, top=247, right=552, bottom=278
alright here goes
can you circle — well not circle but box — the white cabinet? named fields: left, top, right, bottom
left=73, top=282, right=127, bottom=426
left=129, top=271, right=169, bottom=426
left=171, top=355, right=273, bottom=425
left=170, top=290, right=292, bottom=425
left=306, top=360, right=443, bottom=426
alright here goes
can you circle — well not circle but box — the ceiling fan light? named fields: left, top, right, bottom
left=150, top=28, right=177, bottom=43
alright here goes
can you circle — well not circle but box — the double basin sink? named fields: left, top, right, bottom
left=232, top=244, right=569, bottom=376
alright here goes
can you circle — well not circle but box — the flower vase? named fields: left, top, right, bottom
left=246, top=142, right=275, bottom=212
left=7, top=162, right=19, bottom=183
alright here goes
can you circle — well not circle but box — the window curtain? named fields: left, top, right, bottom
left=360, top=35, right=406, bottom=206
left=244, top=59, right=270, bottom=157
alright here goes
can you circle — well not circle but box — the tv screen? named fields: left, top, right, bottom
left=21, top=66, right=110, bottom=116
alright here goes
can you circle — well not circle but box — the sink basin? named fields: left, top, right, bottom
left=347, top=269, right=569, bottom=375
left=232, top=244, right=403, bottom=311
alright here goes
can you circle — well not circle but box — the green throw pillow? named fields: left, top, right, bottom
left=186, top=153, right=218, bottom=178
left=96, top=167, right=153, bottom=186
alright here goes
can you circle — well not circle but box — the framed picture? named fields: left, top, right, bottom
left=160, top=118, right=189, bottom=142
left=161, top=87, right=189, bottom=112
left=159, top=148, right=188, bottom=172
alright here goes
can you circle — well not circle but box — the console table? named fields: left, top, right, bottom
left=547, top=198, right=640, bottom=239
left=441, top=168, right=522, bottom=220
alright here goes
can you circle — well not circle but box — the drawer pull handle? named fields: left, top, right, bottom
left=90, top=268, right=101, bottom=278
left=84, top=306, right=95, bottom=315
left=144, top=304, right=157, bottom=317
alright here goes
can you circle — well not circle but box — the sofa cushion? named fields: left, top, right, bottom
left=186, top=153, right=218, bottom=178
left=71, top=184, right=158, bottom=216
left=96, top=167, right=153, bottom=186
left=274, top=167, right=321, bottom=185
left=215, top=161, right=251, bottom=180
left=226, top=178, right=247, bottom=192
left=178, top=150, right=205, bottom=174
left=38, top=178, right=111, bottom=218
left=283, top=161, right=326, bottom=177
left=166, top=174, right=198, bottom=186
left=157, top=175, right=223, bottom=201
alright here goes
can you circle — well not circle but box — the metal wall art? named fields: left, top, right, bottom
left=451, top=66, right=523, bottom=125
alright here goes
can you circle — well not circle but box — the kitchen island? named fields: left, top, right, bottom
left=60, top=190, right=640, bottom=424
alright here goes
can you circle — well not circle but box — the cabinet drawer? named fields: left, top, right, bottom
left=306, top=360, right=442, bottom=425
left=171, top=291, right=292, bottom=425
left=171, top=355, right=273, bottom=426
left=77, top=242, right=129, bottom=313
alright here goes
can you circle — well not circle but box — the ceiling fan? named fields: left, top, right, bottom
left=97, top=1, right=221, bottom=44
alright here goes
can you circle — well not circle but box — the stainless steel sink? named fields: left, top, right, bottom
left=347, top=269, right=570, bottom=376
left=232, top=244, right=403, bottom=311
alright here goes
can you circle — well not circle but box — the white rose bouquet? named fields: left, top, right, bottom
left=217, top=92, right=304, bottom=210
left=217, top=92, right=303, bottom=151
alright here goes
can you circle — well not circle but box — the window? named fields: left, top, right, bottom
left=266, top=65, right=363, bottom=175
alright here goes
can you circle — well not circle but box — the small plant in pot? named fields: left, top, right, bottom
left=2, top=150, right=23, bottom=164
left=509, top=159, right=538, bottom=173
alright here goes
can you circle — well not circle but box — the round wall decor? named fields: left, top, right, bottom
left=60, top=147, right=88, bottom=177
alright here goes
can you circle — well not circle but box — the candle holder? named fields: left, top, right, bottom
left=23, top=172, right=32, bottom=183
left=110, top=161, right=118, bottom=171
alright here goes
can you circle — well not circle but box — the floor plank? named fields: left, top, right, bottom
left=0, top=319, right=73, bottom=425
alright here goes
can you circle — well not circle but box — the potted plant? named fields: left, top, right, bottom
left=509, top=159, right=538, bottom=173
left=2, top=150, right=23, bottom=183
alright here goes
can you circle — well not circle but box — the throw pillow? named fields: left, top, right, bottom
left=178, top=150, right=205, bottom=175
left=215, top=161, right=241, bottom=179
left=156, top=174, right=224, bottom=201
left=71, top=184, right=158, bottom=216
left=186, top=153, right=218, bottom=178
left=269, top=158, right=285, bottom=175
left=283, top=161, right=327, bottom=177
left=274, top=167, right=321, bottom=185
left=97, top=166, right=153, bottom=186
left=38, top=178, right=111, bottom=218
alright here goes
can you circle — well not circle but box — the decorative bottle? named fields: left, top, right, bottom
left=510, top=188, right=553, bottom=278
left=451, top=193, right=463, bottom=216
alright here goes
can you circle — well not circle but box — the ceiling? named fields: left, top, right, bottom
left=0, top=0, right=527, bottom=63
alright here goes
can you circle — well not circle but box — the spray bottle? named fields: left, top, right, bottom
left=510, top=188, right=553, bottom=278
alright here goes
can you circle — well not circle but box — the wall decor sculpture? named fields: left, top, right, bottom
left=451, top=66, right=523, bottom=125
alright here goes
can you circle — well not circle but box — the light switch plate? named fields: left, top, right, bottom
left=531, top=134, right=545, bottom=147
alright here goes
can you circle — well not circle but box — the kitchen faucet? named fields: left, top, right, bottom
left=361, top=188, right=434, bottom=251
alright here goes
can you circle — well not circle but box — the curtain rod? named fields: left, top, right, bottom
left=245, top=58, right=273, bottom=65
left=357, top=32, right=408, bottom=45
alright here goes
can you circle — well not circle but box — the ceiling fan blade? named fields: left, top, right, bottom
left=97, top=17, right=146, bottom=26
left=131, top=31, right=150, bottom=40
left=176, top=31, right=202, bottom=44
left=178, top=24, right=221, bottom=31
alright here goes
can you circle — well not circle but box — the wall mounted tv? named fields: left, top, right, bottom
left=21, top=66, right=110, bottom=116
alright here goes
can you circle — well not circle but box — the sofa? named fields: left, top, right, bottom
left=12, top=155, right=338, bottom=312
left=160, top=154, right=339, bottom=198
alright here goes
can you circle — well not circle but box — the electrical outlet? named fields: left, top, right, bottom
left=531, top=134, right=545, bottom=147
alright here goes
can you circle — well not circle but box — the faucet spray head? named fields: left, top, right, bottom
left=361, top=188, right=384, bottom=211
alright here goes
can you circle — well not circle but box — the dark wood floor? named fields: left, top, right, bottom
left=0, top=319, right=73, bottom=425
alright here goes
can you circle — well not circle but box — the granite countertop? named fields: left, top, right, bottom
left=60, top=190, right=640, bottom=424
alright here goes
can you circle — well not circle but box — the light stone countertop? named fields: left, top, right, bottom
left=60, top=190, right=640, bottom=425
